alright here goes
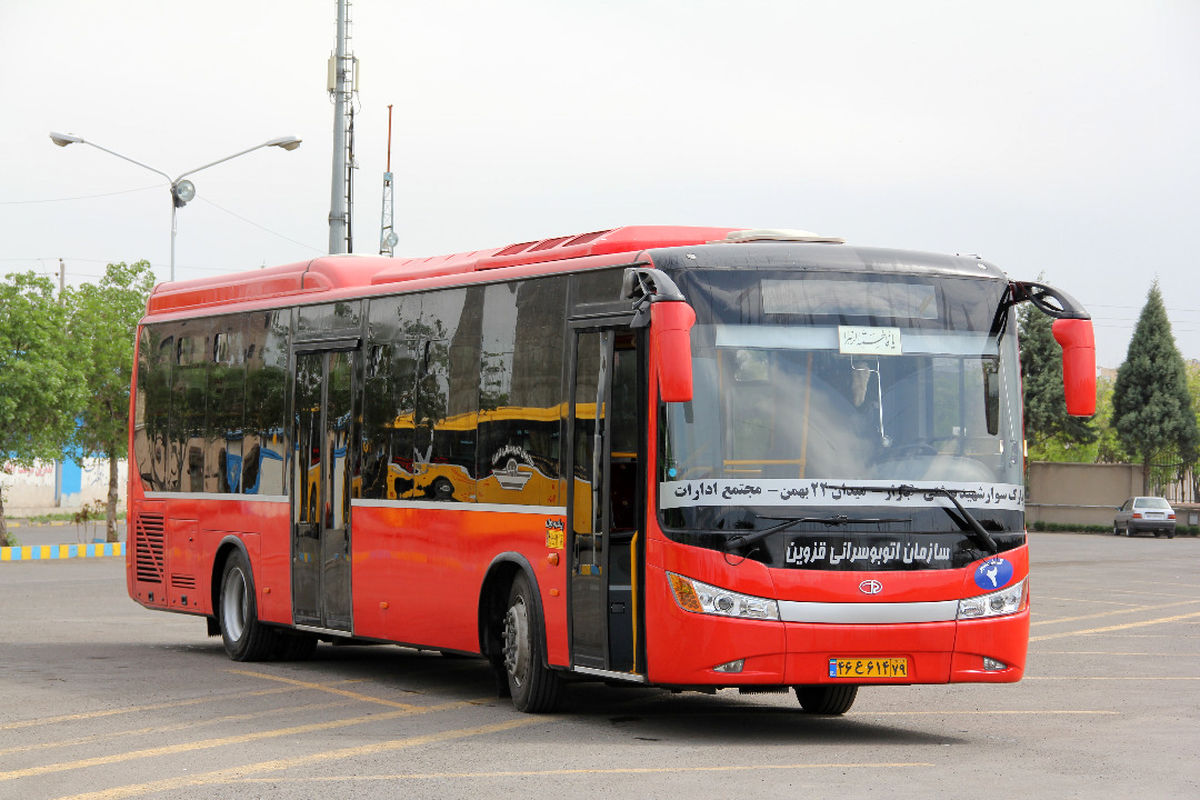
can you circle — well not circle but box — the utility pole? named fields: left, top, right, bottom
left=56, top=257, right=65, bottom=508
left=328, top=0, right=358, bottom=254
left=379, top=104, right=396, bottom=256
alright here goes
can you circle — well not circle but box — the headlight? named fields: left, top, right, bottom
left=958, top=577, right=1028, bottom=620
left=667, top=572, right=780, bottom=620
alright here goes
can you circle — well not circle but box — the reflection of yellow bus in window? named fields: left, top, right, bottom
left=477, top=404, right=569, bottom=506
left=376, top=410, right=477, bottom=502
left=371, top=404, right=572, bottom=506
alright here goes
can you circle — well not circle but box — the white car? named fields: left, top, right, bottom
left=1114, top=497, right=1176, bottom=538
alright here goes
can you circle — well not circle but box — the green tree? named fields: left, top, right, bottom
left=1112, top=283, right=1199, bottom=494
left=1185, top=360, right=1200, bottom=499
left=66, top=261, right=156, bottom=542
left=1018, top=297, right=1095, bottom=460
left=1092, top=375, right=1128, bottom=464
left=0, top=272, right=85, bottom=545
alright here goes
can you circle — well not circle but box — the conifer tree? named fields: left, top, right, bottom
left=1112, top=282, right=1199, bottom=494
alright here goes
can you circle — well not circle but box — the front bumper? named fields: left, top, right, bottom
left=644, top=564, right=1029, bottom=686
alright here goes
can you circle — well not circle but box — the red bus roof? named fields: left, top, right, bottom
left=146, top=225, right=741, bottom=315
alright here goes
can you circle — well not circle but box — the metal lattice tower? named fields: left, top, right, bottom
left=327, top=0, right=359, bottom=254
left=379, top=104, right=396, bottom=256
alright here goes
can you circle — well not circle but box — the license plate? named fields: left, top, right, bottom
left=828, top=657, right=909, bottom=679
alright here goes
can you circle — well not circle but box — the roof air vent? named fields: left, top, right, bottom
left=720, top=228, right=844, bottom=244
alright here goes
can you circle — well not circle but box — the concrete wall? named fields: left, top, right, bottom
left=1, top=459, right=127, bottom=516
left=1026, top=461, right=1143, bottom=527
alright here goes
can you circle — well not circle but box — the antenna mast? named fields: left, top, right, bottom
left=379, top=104, right=396, bottom=256
left=327, top=0, right=359, bottom=254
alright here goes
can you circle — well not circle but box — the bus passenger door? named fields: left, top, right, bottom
left=292, top=346, right=357, bottom=633
left=568, top=326, right=644, bottom=676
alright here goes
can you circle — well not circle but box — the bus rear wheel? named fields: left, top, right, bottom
left=794, top=684, right=858, bottom=715
left=219, top=549, right=279, bottom=661
left=502, top=572, right=561, bottom=713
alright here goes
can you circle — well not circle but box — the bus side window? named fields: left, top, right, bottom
left=479, top=279, right=566, bottom=507
left=243, top=310, right=289, bottom=496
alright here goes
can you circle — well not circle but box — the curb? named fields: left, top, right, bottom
left=1, top=542, right=125, bottom=562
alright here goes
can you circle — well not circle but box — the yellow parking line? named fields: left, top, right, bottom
left=1035, top=595, right=1142, bottom=608
left=1025, top=676, right=1200, bottom=681
left=1099, top=588, right=1195, bottom=600
left=862, top=710, right=1116, bottom=715
left=48, top=717, right=546, bottom=800
left=1, top=699, right=481, bottom=782
left=0, top=687, right=299, bottom=731
left=1029, top=610, right=1200, bottom=642
left=228, top=762, right=936, bottom=785
left=227, top=668, right=422, bottom=708
left=1035, top=650, right=1200, bottom=657
left=1030, top=599, right=1200, bottom=627
left=0, top=701, right=348, bottom=757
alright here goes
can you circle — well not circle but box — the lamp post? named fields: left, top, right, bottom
left=49, top=132, right=301, bottom=281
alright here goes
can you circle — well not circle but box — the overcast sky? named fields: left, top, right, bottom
left=2, top=0, right=1197, bottom=368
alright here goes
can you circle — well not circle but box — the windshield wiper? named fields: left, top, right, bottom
left=917, top=485, right=1000, bottom=555
left=817, top=483, right=1000, bottom=554
left=725, top=514, right=909, bottom=553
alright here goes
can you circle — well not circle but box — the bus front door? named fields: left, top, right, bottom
left=292, top=347, right=357, bottom=633
left=568, top=327, right=643, bottom=677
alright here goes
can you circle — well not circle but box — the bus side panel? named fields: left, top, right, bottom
left=351, top=505, right=569, bottom=662
left=126, top=495, right=292, bottom=624
left=241, top=501, right=292, bottom=625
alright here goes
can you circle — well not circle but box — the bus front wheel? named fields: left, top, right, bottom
left=502, top=572, right=561, bottom=713
left=794, top=684, right=858, bottom=715
left=219, top=549, right=277, bottom=661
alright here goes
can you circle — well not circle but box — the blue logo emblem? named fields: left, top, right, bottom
left=974, top=557, right=1013, bottom=590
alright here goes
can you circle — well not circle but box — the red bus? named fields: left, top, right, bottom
left=127, top=226, right=1096, bottom=713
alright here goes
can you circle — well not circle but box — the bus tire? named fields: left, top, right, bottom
left=219, top=549, right=277, bottom=662
left=793, top=684, right=858, bottom=715
left=502, top=572, right=561, bottom=713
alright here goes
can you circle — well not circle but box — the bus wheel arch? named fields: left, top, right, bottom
left=478, top=555, right=561, bottom=712
left=216, top=545, right=279, bottom=661
left=210, top=537, right=317, bottom=662
left=211, top=537, right=250, bottom=623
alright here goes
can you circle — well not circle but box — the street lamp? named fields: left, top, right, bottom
left=49, top=132, right=302, bottom=281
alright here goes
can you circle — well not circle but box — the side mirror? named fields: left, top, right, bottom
left=1052, top=318, right=1096, bottom=417
left=650, top=301, right=696, bottom=403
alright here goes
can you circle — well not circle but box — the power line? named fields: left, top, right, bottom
left=0, top=184, right=161, bottom=205
left=195, top=197, right=324, bottom=254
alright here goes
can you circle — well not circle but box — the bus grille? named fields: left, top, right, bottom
left=134, top=514, right=166, bottom=583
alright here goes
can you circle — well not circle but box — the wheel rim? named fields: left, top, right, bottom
left=502, top=595, right=531, bottom=689
left=222, top=566, right=248, bottom=642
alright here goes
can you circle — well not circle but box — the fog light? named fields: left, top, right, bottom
left=713, top=659, right=745, bottom=673
left=983, top=657, right=1007, bottom=671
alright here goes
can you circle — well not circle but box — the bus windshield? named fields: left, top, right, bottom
left=657, top=269, right=1025, bottom=561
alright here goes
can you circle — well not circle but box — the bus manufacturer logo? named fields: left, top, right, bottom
left=859, top=579, right=883, bottom=595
